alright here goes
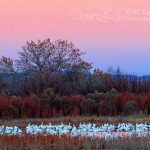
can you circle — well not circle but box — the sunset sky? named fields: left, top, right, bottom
left=0, top=0, right=150, bottom=75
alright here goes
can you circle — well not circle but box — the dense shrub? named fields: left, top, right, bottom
left=105, top=88, right=118, bottom=99
left=123, top=100, right=140, bottom=115
left=41, top=88, right=55, bottom=105
left=53, top=96, right=62, bottom=110
left=80, top=98, right=96, bottom=115
left=86, top=91, right=105, bottom=103
left=60, top=97, right=70, bottom=116
left=5, top=105, right=19, bottom=118
left=32, top=95, right=41, bottom=104
left=98, top=101, right=113, bottom=116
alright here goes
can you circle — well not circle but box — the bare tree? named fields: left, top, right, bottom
left=16, top=38, right=92, bottom=74
left=52, top=39, right=92, bottom=72
left=0, top=56, right=15, bottom=74
left=15, top=38, right=92, bottom=93
left=0, top=56, right=16, bottom=95
left=16, top=39, right=54, bottom=73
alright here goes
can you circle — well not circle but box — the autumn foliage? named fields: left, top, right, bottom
left=0, top=89, right=150, bottom=119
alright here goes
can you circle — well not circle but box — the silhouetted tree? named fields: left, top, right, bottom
left=16, top=38, right=92, bottom=93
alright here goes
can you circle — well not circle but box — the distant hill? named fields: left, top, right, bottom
left=138, top=75, right=150, bottom=81
left=108, top=74, right=150, bottom=82
left=1, top=72, right=150, bottom=83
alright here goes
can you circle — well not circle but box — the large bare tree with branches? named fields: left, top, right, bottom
left=14, top=38, right=92, bottom=93
left=16, top=38, right=92, bottom=74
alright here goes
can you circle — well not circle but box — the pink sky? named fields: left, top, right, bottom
left=0, top=0, right=150, bottom=75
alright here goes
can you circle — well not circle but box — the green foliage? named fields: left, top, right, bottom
left=5, top=105, right=19, bottom=118
left=32, top=95, right=41, bottom=104
left=105, top=88, right=118, bottom=99
left=41, top=88, right=55, bottom=105
left=86, top=91, right=106, bottom=103
left=99, top=100, right=108, bottom=108
left=99, top=100, right=113, bottom=115
left=123, top=100, right=140, bottom=115
left=53, top=96, right=62, bottom=109
left=80, top=98, right=96, bottom=115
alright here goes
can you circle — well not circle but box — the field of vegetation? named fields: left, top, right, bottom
left=1, top=134, right=150, bottom=150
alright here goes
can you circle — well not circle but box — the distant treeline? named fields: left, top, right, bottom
left=1, top=69, right=150, bottom=96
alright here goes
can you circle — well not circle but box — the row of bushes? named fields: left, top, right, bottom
left=0, top=88, right=150, bottom=119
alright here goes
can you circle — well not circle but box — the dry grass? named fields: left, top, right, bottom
left=1, top=116, right=150, bottom=128
left=0, top=134, right=150, bottom=150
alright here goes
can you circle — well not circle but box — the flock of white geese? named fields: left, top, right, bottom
left=0, top=123, right=150, bottom=140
